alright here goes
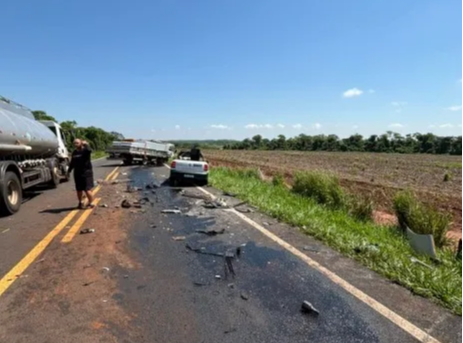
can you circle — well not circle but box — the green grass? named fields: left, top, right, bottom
left=394, top=191, right=451, bottom=248
left=209, top=167, right=462, bottom=315
left=91, top=151, right=107, bottom=160
left=435, top=162, right=462, bottom=169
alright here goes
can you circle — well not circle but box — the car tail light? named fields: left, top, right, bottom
left=203, top=164, right=209, bottom=172
left=171, top=161, right=176, bottom=169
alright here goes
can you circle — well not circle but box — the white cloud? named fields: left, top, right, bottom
left=446, top=105, right=462, bottom=111
left=244, top=123, right=273, bottom=130
left=388, top=123, right=404, bottom=128
left=439, top=123, right=454, bottom=128
left=342, top=88, right=363, bottom=98
left=292, top=123, right=303, bottom=129
left=210, top=124, right=230, bottom=130
left=312, top=123, right=322, bottom=130
left=174, top=125, right=180, bottom=130
left=276, top=123, right=285, bottom=129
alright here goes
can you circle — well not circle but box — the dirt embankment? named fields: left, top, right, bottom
left=205, top=151, right=462, bottom=241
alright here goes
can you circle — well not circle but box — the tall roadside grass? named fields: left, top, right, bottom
left=393, top=191, right=451, bottom=248
left=209, top=167, right=462, bottom=314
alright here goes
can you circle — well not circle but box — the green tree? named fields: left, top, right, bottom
left=32, top=110, right=57, bottom=122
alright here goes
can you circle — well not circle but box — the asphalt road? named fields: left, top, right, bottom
left=0, top=160, right=460, bottom=343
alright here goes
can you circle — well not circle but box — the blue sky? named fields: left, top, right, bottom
left=1, top=0, right=461, bottom=140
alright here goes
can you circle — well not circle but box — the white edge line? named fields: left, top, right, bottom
left=194, top=185, right=440, bottom=343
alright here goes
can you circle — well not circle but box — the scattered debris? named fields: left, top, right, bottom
left=240, top=292, right=249, bottom=301
left=123, top=275, right=129, bottom=279
left=195, top=228, right=225, bottom=236
left=121, top=200, right=132, bottom=208
left=233, top=201, right=248, bottom=208
left=1, top=228, right=10, bottom=234
left=126, top=185, right=141, bottom=193
left=193, top=280, right=209, bottom=287
left=172, top=236, right=186, bottom=241
left=301, top=301, right=320, bottom=316
left=228, top=283, right=235, bottom=289
left=80, top=228, right=95, bottom=235
left=303, top=245, right=320, bottom=253
left=122, top=172, right=128, bottom=176
left=185, top=243, right=224, bottom=257
left=215, top=275, right=222, bottom=279
left=100, top=203, right=109, bottom=208
left=150, top=224, right=157, bottom=228
left=354, top=243, right=380, bottom=255
left=224, top=328, right=237, bottom=334
left=202, top=198, right=228, bottom=209
left=83, top=281, right=95, bottom=287
left=182, top=191, right=211, bottom=200
left=115, top=240, right=121, bottom=244
left=224, top=250, right=236, bottom=278
left=36, top=258, right=46, bottom=264
left=102, top=267, right=110, bottom=272
left=162, top=209, right=181, bottom=214
left=236, top=246, right=242, bottom=257
left=406, top=227, right=437, bottom=259
left=235, top=207, right=253, bottom=213
left=410, top=257, right=433, bottom=269
left=263, top=222, right=270, bottom=226
left=223, top=191, right=236, bottom=197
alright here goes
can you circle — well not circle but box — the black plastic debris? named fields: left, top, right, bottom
left=185, top=243, right=224, bottom=257
left=80, top=228, right=95, bottom=235
left=240, top=292, right=249, bottom=301
left=121, top=200, right=132, bottom=208
left=195, top=228, right=225, bottom=236
left=301, top=301, right=320, bottom=316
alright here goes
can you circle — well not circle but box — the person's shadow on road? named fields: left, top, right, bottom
left=40, top=207, right=76, bottom=214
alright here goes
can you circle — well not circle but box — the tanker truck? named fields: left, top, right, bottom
left=0, top=96, right=70, bottom=215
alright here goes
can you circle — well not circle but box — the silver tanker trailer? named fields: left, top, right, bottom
left=0, top=96, right=70, bottom=215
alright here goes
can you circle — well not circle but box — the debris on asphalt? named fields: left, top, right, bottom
left=301, top=301, right=320, bottom=316
left=303, top=245, right=320, bottom=253
left=150, top=224, right=157, bottom=228
left=224, top=251, right=236, bottom=278
left=193, top=280, right=209, bottom=287
left=263, top=222, right=270, bottom=226
left=182, top=191, right=211, bottom=200
left=223, top=191, right=236, bottom=197
left=236, top=246, right=242, bottom=257
left=228, top=283, right=235, bottom=289
left=36, top=258, right=46, bottom=264
left=80, top=228, right=95, bottom=235
left=185, top=243, right=224, bottom=257
left=215, top=275, right=222, bottom=279
left=240, top=292, right=249, bottom=301
left=83, top=281, right=95, bottom=287
left=123, top=275, right=129, bottom=279
left=121, top=200, right=132, bottom=208
left=235, top=207, right=253, bottom=213
left=224, top=328, right=237, bottom=334
left=410, top=257, right=433, bottom=269
left=202, top=198, right=228, bottom=209
left=162, top=209, right=181, bottom=214
left=126, top=185, right=141, bottom=193
left=122, top=172, right=128, bottom=176
left=1, top=228, right=10, bottom=234
left=233, top=201, right=248, bottom=208
left=102, top=267, right=110, bottom=272
left=195, top=228, right=225, bottom=236
left=100, top=203, right=109, bottom=208
left=172, top=236, right=186, bottom=241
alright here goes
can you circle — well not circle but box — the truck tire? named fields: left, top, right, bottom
left=48, top=159, right=60, bottom=189
left=0, top=172, right=22, bottom=215
left=123, top=156, right=133, bottom=166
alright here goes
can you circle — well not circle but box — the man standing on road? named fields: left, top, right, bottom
left=67, top=139, right=95, bottom=209
left=190, top=144, right=204, bottom=161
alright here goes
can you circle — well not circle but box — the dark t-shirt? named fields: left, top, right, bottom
left=190, top=148, right=203, bottom=161
left=70, top=146, right=93, bottom=177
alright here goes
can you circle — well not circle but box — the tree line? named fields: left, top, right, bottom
left=32, top=111, right=124, bottom=151
left=225, top=132, right=462, bottom=155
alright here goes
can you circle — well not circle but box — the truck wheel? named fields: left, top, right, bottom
left=0, top=172, right=22, bottom=215
left=48, top=159, right=60, bottom=189
left=123, top=156, right=133, bottom=166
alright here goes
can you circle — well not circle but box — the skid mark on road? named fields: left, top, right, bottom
left=61, top=198, right=101, bottom=243
left=194, top=185, right=441, bottom=343
left=0, top=165, right=119, bottom=299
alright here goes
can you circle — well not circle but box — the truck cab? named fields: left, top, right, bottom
left=39, top=121, right=70, bottom=161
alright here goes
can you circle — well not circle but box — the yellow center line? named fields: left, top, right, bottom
left=110, top=171, right=119, bottom=181
left=0, top=165, right=120, bottom=299
left=0, top=209, right=79, bottom=297
left=61, top=198, right=101, bottom=243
